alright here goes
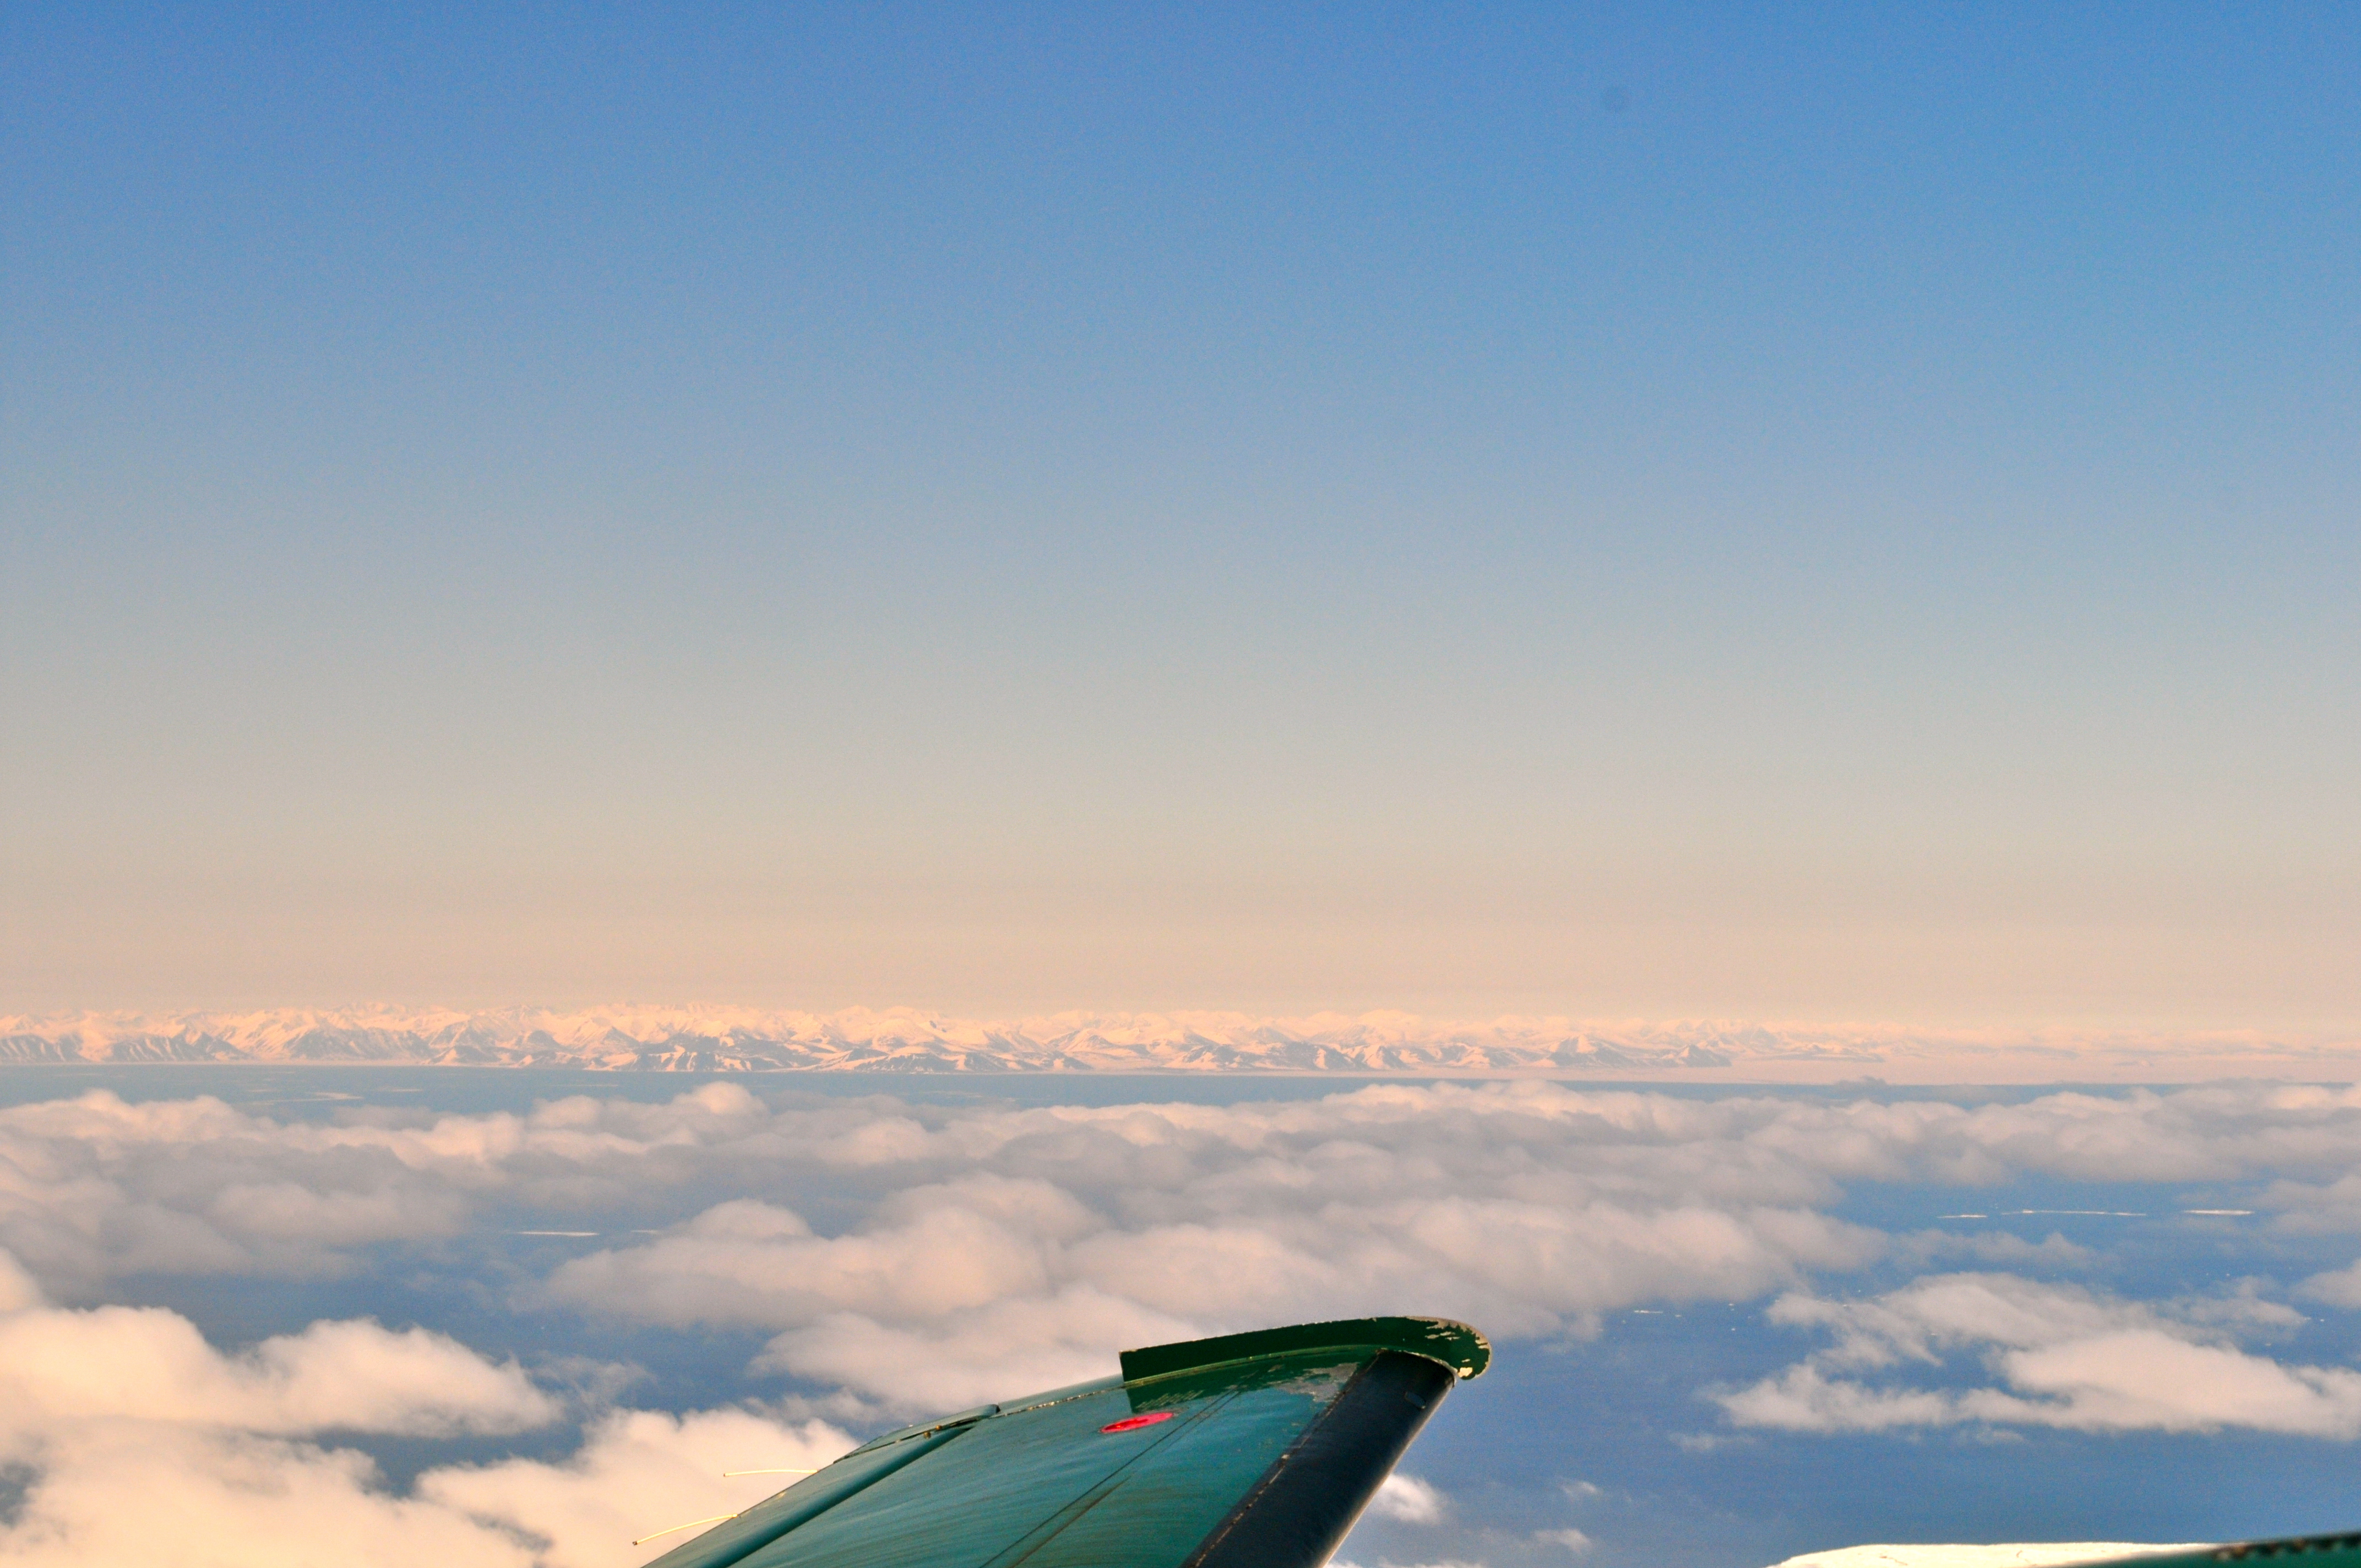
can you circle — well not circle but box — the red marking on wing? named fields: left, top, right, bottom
left=1098, top=1412, right=1177, bottom=1434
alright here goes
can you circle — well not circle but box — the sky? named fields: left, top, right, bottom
left=12, top=1070, right=2361, bottom=1568
left=6, top=3, right=2359, bottom=1023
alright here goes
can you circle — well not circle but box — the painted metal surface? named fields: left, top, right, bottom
left=1181, top=1349, right=1458, bottom=1568
left=638, top=1316, right=1484, bottom=1568
left=2087, top=1539, right=2361, bottom=1568
left=1120, top=1315, right=1491, bottom=1384
left=637, top=1424, right=969, bottom=1568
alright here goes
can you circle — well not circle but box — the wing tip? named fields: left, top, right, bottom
left=1120, top=1315, right=1492, bottom=1385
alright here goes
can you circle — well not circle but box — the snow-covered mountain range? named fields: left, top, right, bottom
left=2, top=1006, right=2353, bottom=1081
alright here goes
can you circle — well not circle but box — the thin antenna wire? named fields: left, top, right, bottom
left=632, top=1513, right=737, bottom=1547
left=630, top=1464, right=824, bottom=1542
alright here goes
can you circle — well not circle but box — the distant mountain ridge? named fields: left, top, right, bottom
left=2, top=1007, right=2353, bottom=1082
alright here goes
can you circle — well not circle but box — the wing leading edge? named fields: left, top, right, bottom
left=639, top=1315, right=1490, bottom=1568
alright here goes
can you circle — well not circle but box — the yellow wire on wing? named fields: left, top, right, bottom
left=629, top=1468, right=822, bottom=1544
left=632, top=1513, right=738, bottom=1547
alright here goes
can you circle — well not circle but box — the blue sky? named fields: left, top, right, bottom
left=5, top=4, right=2356, bottom=1020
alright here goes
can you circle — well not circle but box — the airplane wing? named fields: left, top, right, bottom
left=2082, top=1539, right=2361, bottom=1568
left=639, top=1315, right=1491, bottom=1568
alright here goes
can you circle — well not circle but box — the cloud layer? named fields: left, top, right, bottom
left=1722, top=1273, right=2361, bottom=1436
left=16, top=1077, right=2361, bottom=1303
left=6, top=1079, right=2361, bottom=1563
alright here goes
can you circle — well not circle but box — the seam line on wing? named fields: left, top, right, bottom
left=645, top=1423, right=972, bottom=1568
left=981, top=1389, right=1247, bottom=1568
left=1172, top=1359, right=1378, bottom=1568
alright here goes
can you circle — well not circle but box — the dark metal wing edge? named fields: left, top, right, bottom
left=1178, top=1349, right=1460, bottom=1568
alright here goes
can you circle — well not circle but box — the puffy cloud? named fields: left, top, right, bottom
left=1369, top=1474, right=1447, bottom=1523
left=15, top=1080, right=2361, bottom=1430
left=0, top=1257, right=555, bottom=1447
left=0, top=1404, right=846, bottom=1568
left=15, top=1077, right=2361, bottom=1302
left=2298, top=1260, right=2361, bottom=1308
left=752, top=1288, right=1196, bottom=1409
left=0, top=1246, right=845, bottom=1568
left=4, top=1075, right=2359, bottom=1564
left=527, top=1091, right=1890, bottom=1401
left=208, top=1180, right=469, bottom=1246
left=0, top=1248, right=43, bottom=1311
left=2262, top=1172, right=2361, bottom=1235
left=0, top=1309, right=556, bottom=1440
left=422, top=1407, right=853, bottom=1568
left=24, top=1077, right=2361, bottom=1409
left=1720, top=1273, right=2361, bottom=1436
left=0, top=1429, right=540, bottom=1568
left=541, top=1182, right=1081, bottom=1332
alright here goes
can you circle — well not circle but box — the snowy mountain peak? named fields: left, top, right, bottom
left=0, top=1007, right=2351, bottom=1082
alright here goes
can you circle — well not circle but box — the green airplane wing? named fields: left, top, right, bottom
left=2079, top=1537, right=2361, bottom=1568
left=639, top=1315, right=1491, bottom=1568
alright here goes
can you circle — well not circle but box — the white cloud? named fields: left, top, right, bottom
left=1721, top=1273, right=2361, bottom=1436
left=209, top=1179, right=469, bottom=1246
left=24, top=1077, right=2361, bottom=1413
left=0, top=1248, right=44, bottom=1311
left=1369, top=1474, right=1446, bottom=1523
left=0, top=1429, right=540, bottom=1568
left=0, top=1247, right=847, bottom=1568
left=0, top=1268, right=555, bottom=1443
left=423, top=1407, right=854, bottom=1568
left=15, top=1077, right=2361, bottom=1306
left=10, top=1081, right=2361, bottom=1461
left=1535, top=1528, right=1593, bottom=1553
left=1, top=1075, right=2355, bottom=1565
left=523, top=1089, right=1892, bottom=1401
left=2301, top=1259, right=2361, bottom=1308
left=541, top=1184, right=1080, bottom=1333
left=0, top=1403, right=848, bottom=1568
left=752, top=1289, right=1198, bottom=1409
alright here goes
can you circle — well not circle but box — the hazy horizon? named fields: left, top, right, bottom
left=8, top=3, right=2357, bottom=1029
